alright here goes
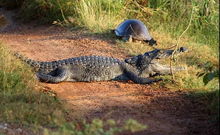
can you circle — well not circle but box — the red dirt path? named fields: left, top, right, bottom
left=0, top=10, right=217, bottom=135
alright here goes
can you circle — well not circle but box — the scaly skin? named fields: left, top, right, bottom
left=14, top=47, right=187, bottom=84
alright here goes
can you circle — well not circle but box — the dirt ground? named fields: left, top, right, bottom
left=0, top=9, right=218, bottom=135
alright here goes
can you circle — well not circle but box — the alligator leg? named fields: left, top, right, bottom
left=37, top=68, right=69, bottom=83
left=125, top=70, right=161, bottom=84
left=151, top=63, right=186, bottom=75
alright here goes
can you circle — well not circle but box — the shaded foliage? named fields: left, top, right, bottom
left=203, top=70, right=219, bottom=85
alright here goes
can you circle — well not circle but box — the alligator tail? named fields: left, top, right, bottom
left=14, top=53, right=64, bottom=73
left=14, top=53, right=41, bottom=69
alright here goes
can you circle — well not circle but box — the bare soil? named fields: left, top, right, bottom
left=0, top=9, right=218, bottom=135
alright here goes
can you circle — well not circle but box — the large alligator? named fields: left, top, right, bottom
left=14, top=47, right=187, bottom=84
left=125, top=47, right=188, bottom=77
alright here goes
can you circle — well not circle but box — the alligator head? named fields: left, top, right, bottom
left=125, top=47, right=188, bottom=75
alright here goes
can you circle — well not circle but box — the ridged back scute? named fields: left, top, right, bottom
left=14, top=53, right=124, bottom=73
left=14, top=53, right=41, bottom=68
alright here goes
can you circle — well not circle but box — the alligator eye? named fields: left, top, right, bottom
left=125, top=59, right=130, bottom=63
left=179, top=47, right=188, bottom=52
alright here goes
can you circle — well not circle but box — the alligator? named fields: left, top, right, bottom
left=125, top=47, right=188, bottom=77
left=14, top=47, right=187, bottom=84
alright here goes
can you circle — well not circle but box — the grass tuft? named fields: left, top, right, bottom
left=63, top=0, right=125, bottom=32
left=0, top=44, right=66, bottom=126
left=43, top=119, right=147, bottom=135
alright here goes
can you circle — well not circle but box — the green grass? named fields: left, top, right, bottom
left=145, top=0, right=219, bottom=50
left=43, top=119, right=147, bottom=135
left=69, top=0, right=125, bottom=32
left=0, top=44, right=67, bottom=126
left=18, top=0, right=72, bottom=23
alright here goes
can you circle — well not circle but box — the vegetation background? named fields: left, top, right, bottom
left=0, top=0, right=219, bottom=134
